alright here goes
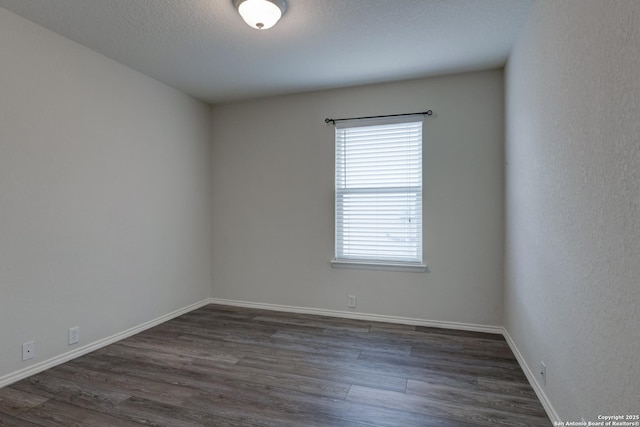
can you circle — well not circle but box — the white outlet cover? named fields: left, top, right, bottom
left=22, top=341, right=35, bottom=361
left=68, top=327, right=80, bottom=345
left=539, top=361, right=546, bottom=386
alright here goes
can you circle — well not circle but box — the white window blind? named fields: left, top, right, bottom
left=334, top=116, right=424, bottom=267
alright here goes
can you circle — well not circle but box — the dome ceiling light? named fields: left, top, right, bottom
left=233, top=0, right=287, bottom=30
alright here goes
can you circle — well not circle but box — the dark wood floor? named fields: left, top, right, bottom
left=0, top=304, right=550, bottom=426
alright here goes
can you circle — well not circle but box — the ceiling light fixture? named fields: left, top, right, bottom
left=233, top=0, right=286, bottom=30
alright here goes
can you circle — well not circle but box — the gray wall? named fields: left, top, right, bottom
left=211, top=70, right=505, bottom=326
left=505, top=0, right=640, bottom=419
left=0, top=8, right=212, bottom=379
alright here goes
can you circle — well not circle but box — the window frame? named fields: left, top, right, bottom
left=331, top=115, right=428, bottom=273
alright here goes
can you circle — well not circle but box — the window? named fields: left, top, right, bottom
left=332, top=115, right=426, bottom=271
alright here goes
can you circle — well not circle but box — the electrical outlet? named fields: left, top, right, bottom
left=22, top=341, right=35, bottom=361
left=539, top=361, right=546, bottom=386
left=68, top=326, right=80, bottom=345
left=348, top=295, right=356, bottom=308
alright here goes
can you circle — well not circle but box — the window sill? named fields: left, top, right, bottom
left=330, top=259, right=429, bottom=273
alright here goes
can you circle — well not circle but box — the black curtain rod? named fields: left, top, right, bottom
left=325, top=110, right=432, bottom=125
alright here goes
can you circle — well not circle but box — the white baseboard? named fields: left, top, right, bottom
left=208, top=298, right=504, bottom=334
left=503, top=329, right=560, bottom=424
left=0, top=298, right=210, bottom=388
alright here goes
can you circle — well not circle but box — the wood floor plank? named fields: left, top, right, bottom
left=415, top=326, right=506, bottom=340
left=410, top=345, right=518, bottom=362
left=175, top=332, right=361, bottom=361
left=182, top=356, right=352, bottom=399
left=358, top=350, right=527, bottom=382
left=476, top=375, right=541, bottom=398
left=67, top=353, right=221, bottom=393
left=112, top=396, right=261, bottom=427
left=401, top=347, right=522, bottom=371
left=224, top=333, right=363, bottom=358
left=234, top=345, right=481, bottom=390
left=347, top=385, right=550, bottom=427
left=9, top=371, right=130, bottom=413
left=0, top=304, right=549, bottom=426
left=110, top=333, right=241, bottom=364
left=368, top=322, right=417, bottom=333
left=406, top=378, right=547, bottom=417
left=0, top=412, right=41, bottom=427
left=182, top=390, right=360, bottom=427
left=252, top=314, right=372, bottom=333
left=325, top=326, right=465, bottom=348
left=95, top=340, right=200, bottom=368
left=0, top=388, right=48, bottom=416
left=174, top=318, right=327, bottom=339
left=11, top=399, right=143, bottom=427
left=169, top=316, right=282, bottom=336
left=149, top=320, right=363, bottom=358
left=90, top=341, right=353, bottom=399
left=272, top=330, right=412, bottom=356
left=185, top=378, right=477, bottom=427
left=45, top=363, right=200, bottom=406
left=268, top=393, right=478, bottom=427
left=236, top=354, right=409, bottom=392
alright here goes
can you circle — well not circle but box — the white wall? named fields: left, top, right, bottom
left=505, top=0, right=640, bottom=420
left=0, top=7, right=212, bottom=379
left=211, top=70, right=505, bottom=326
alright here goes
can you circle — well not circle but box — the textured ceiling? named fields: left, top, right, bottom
left=0, top=0, right=533, bottom=104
